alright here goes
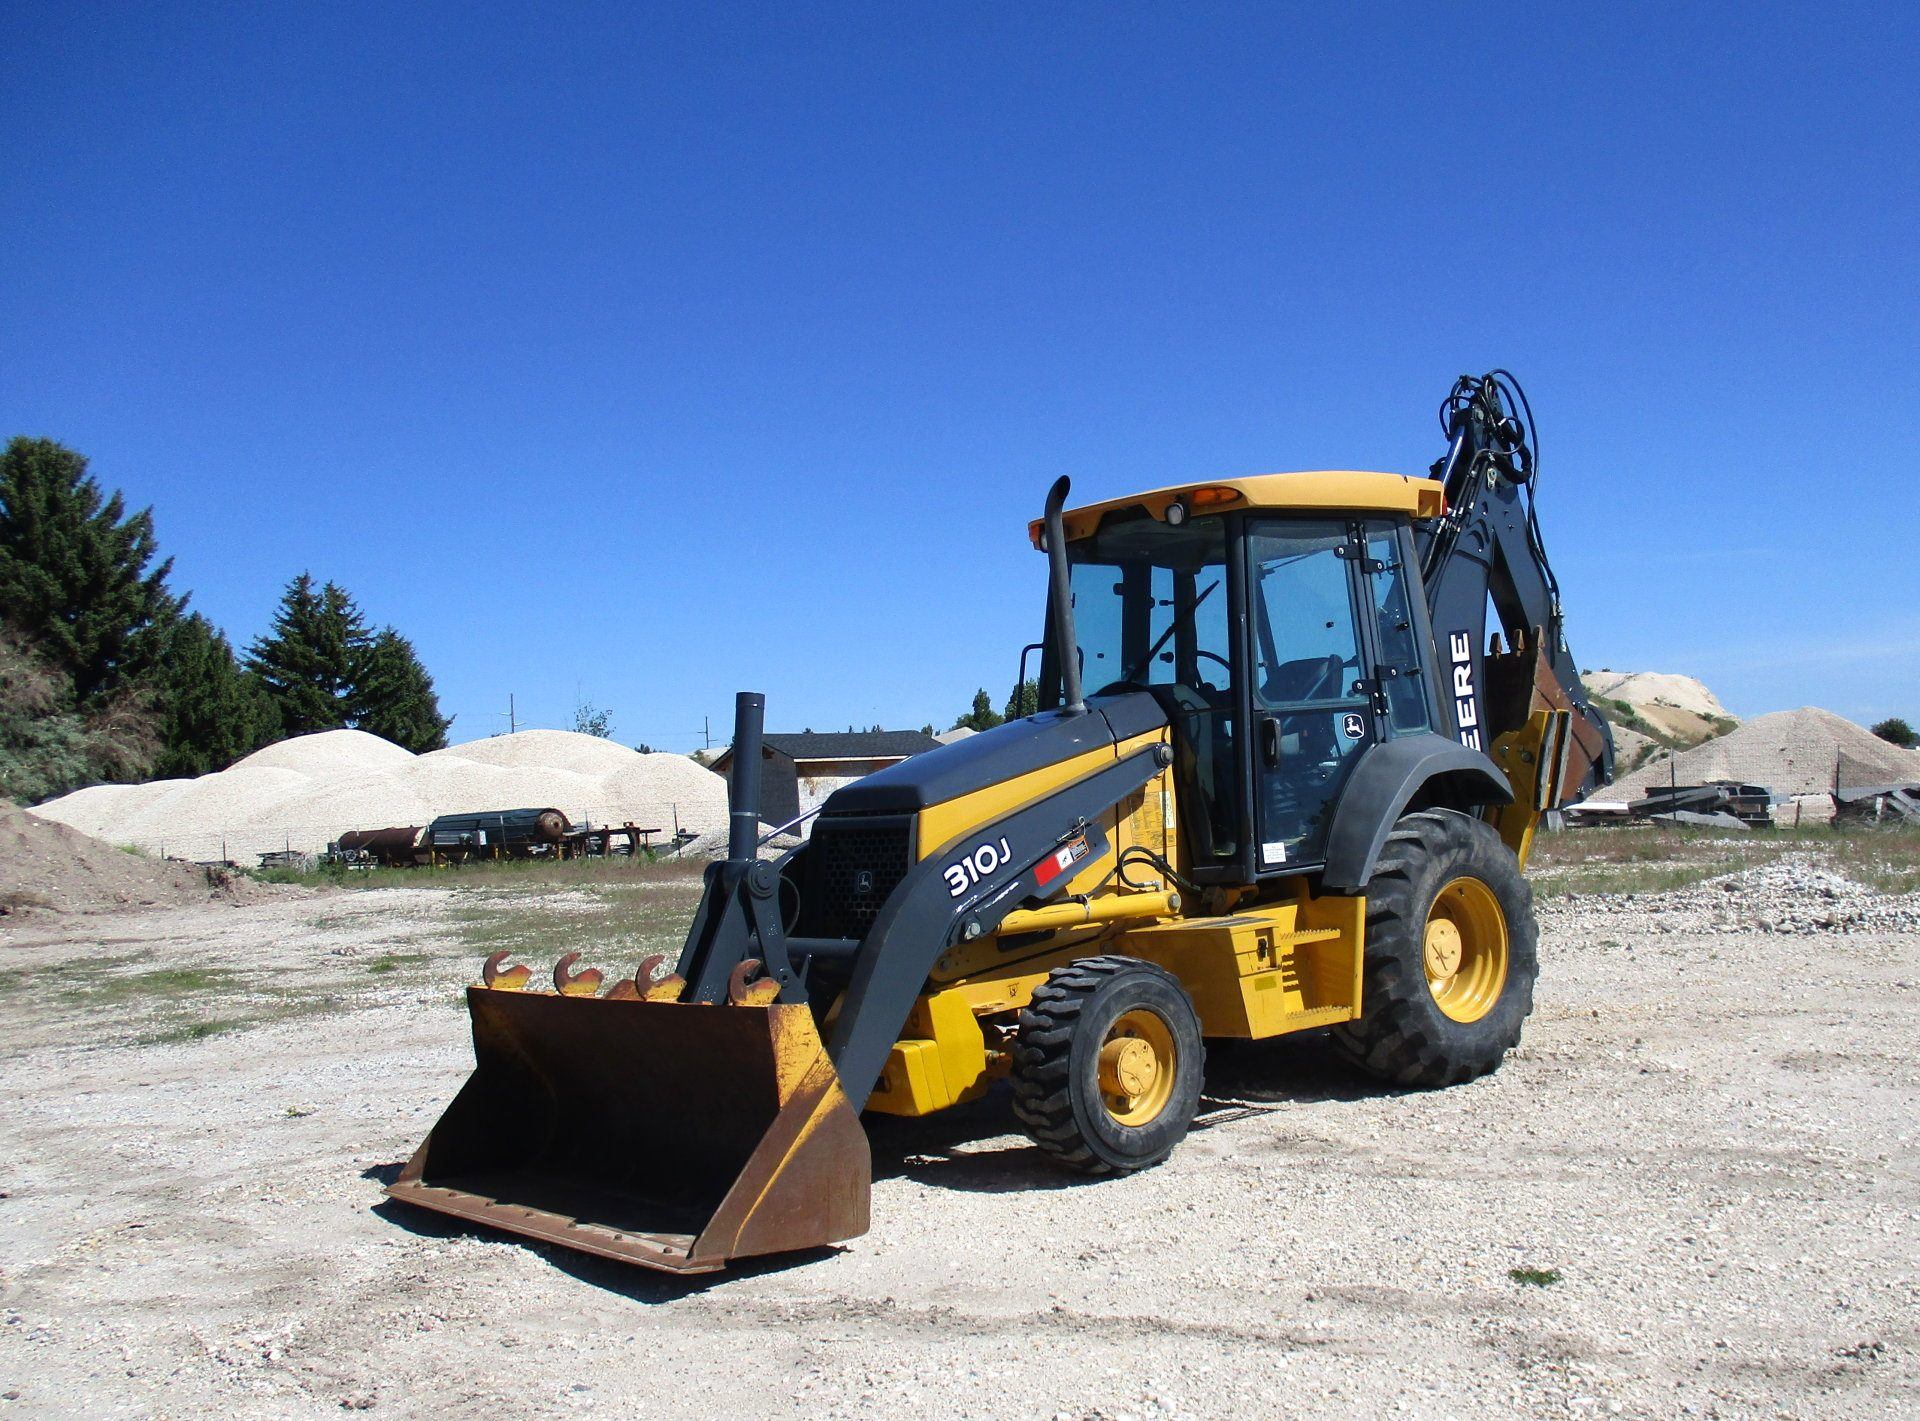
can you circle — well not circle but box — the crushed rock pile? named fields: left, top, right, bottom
left=31, top=728, right=729, bottom=864
left=0, top=804, right=271, bottom=916
left=1540, top=854, right=1920, bottom=937
left=1594, top=707, right=1920, bottom=812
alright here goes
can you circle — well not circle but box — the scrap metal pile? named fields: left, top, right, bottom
left=1566, top=780, right=1774, bottom=829
left=1833, top=783, right=1920, bottom=826
left=330, top=806, right=689, bottom=867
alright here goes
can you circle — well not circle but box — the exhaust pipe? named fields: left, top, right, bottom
left=727, top=691, right=765, bottom=862
left=1043, top=476, right=1085, bottom=716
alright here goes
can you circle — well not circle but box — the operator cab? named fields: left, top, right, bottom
left=1038, top=474, right=1450, bottom=885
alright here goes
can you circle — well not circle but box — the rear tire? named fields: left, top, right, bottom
left=1329, top=809, right=1536, bottom=1088
left=1010, top=956, right=1204, bottom=1175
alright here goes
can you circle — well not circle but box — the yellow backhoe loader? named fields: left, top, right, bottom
left=388, top=371, right=1612, bottom=1273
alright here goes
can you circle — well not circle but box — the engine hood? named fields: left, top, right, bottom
left=818, top=692, right=1168, bottom=816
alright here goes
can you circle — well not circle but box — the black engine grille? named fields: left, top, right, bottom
left=801, top=814, right=914, bottom=940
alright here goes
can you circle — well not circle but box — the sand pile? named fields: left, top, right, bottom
left=1595, top=707, right=1920, bottom=814
left=1583, top=670, right=1728, bottom=721
left=31, top=728, right=728, bottom=863
left=1583, top=670, right=1733, bottom=747
left=0, top=804, right=269, bottom=916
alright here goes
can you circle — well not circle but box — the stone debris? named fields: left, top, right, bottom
left=1540, top=853, right=1920, bottom=936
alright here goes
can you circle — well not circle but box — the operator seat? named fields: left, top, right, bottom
left=1262, top=654, right=1342, bottom=706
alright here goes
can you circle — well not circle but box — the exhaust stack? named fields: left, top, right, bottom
left=1043, top=476, right=1086, bottom=715
left=727, top=690, right=765, bottom=862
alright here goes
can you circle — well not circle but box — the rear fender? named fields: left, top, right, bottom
left=1320, top=734, right=1511, bottom=893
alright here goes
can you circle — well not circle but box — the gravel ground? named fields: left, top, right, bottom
left=1, top=859, right=1915, bottom=1419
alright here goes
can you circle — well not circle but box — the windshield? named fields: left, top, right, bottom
left=1064, top=513, right=1231, bottom=697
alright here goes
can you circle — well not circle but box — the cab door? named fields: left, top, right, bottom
left=1245, top=519, right=1377, bottom=871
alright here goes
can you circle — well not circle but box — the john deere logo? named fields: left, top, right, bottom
left=853, top=869, right=875, bottom=895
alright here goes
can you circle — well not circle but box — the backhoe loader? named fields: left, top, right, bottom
left=389, top=371, right=1613, bottom=1273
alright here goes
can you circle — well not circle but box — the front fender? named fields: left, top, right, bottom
left=826, top=746, right=1167, bottom=1109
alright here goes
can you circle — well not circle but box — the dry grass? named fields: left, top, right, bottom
left=447, top=880, right=706, bottom=973
left=1531, top=824, right=1920, bottom=897
left=0, top=949, right=353, bottom=1052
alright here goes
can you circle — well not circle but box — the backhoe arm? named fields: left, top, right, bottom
left=1416, top=373, right=1613, bottom=809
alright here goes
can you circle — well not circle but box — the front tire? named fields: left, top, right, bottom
left=1330, top=809, right=1537, bottom=1087
left=1010, top=956, right=1205, bottom=1175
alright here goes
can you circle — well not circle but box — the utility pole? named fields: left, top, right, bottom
left=509, top=693, right=516, bottom=735
left=702, top=715, right=711, bottom=750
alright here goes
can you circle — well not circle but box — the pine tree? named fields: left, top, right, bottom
left=246, top=574, right=371, bottom=736
left=354, top=628, right=451, bottom=751
left=0, top=619, right=156, bottom=801
left=153, top=614, right=279, bottom=777
left=0, top=436, right=182, bottom=702
left=953, top=688, right=1004, bottom=732
left=1004, top=679, right=1039, bottom=720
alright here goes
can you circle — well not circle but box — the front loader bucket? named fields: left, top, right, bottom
left=387, top=988, right=871, bottom=1274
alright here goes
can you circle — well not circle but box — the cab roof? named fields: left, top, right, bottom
left=1027, top=470, right=1445, bottom=547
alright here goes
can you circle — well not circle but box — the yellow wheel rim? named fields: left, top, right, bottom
left=1098, top=1008, right=1177, bottom=1126
left=1424, top=876, right=1509, bottom=1024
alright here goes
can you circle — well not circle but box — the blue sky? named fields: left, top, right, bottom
left=4, top=3, right=1915, bottom=749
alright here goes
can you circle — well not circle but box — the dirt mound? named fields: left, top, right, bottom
left=1601, top=706, right=1920, bottom=805
left=0, top=805, right=269, bottom=916
left=1584, top=670, right=1733, bottom=750
left=1583, top=670, right=1728, bottom=720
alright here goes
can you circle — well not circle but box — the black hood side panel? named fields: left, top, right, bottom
left=820, top=693, right=1167, bottom=815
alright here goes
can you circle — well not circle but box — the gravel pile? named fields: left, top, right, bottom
left=1595, top=706, right=1920, bottom=812
left=678, top=823, right=807, bottom=860
left=1541, top=852, right=1920, bottom=935
left=31, top=729, right=728, bottom=863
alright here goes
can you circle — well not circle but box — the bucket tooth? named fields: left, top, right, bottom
left=553, top=952, right=605, bottom=997
left=480, top=951, right=531, bottom=991
left=727, top=959, right=780, bottom=1007
left=636, top=954, right=685, bottom=1003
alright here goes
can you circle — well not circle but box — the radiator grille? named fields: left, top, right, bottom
left=802, top=814, right=914, bottom=940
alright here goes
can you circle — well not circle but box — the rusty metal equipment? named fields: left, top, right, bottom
left=426, top=807, right=570, bottom=861
left=335, top=825, right=429, bottom=867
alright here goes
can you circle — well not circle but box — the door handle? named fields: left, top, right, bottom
left=1259, top=716, right=1281, bottom=768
